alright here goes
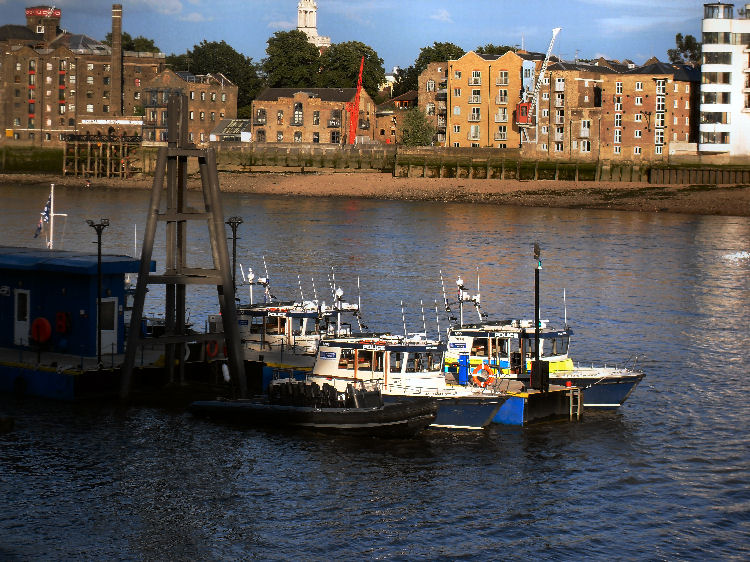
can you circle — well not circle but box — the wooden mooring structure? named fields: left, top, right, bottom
left=62, top=134, right=141, bottom=178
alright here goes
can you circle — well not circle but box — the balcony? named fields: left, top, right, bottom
left=580, top=129, right=590, bottom=138
left=555, top=116, right=565, bottom=125
left=494, top=114, right=508, bottom=123
left=554, top=132, right=565, bottom=142
left=496, top=78, right=509, bottom=86
left=291, top=120, right=303, bottom=127
left=468, top=114, right=481, bottom=122
left=555, top=98, right=565, bottom=108
left=496, top=95, right=508, bottom=104
left=437, top=117, right=447, bottom=127
left=467, top=132, right=480, bottom=141
left=554, top=81, right=565, bottom=92
left=494, top=132, right=507, bottom=141
left=358, top=120, right=370, bottom=130
left=436, top=90, right=447, bottom=101
left=468, top=95, right=481, bottom=104
left=469, top=78, right=482, bottom=86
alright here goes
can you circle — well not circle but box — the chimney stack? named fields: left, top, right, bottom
left=111, top=4, right=123, bottom=116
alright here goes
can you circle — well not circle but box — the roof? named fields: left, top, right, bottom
left=0, top=247, right=153, bottom=275
left=51, top=33, right=108, bottom=52
left=548, top=61, right=619, bottom=74
left=255, top=87, right=358, bottom=103
left=0, top=24, right=39, bottom=42
left=626, top=60, right=701, bottom=81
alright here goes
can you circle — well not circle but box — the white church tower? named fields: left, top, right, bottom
left=297, top=0, right=331, bottom=50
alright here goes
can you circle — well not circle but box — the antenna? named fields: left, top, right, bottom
left=420, top=299, right=426, bottom=335
left=440, top=270, right=450, bottom=312
left=434, top=299, right=441, bottom=340
left=298, top=274, right=304, bottom=302
left=563, top=287, right=568, bottom=328
left=400, top=300, right=407, bottom=337
left=311, top=276, right=318, bottom=301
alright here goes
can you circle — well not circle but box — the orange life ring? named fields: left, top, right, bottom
left=206, top=340, right=219, bottom=358
left=31, top=317, right=52, bottom=343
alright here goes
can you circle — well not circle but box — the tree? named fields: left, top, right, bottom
left=400, top=108, right=436, bottom=146
left=475, top=44, right=516, bottom=56
left=104, top=31, right=160, bottom=53
left=262, top=30, right=321, bottom=89
left=668, top=33, right=701, bottom=65
left=392, top=42, right=465, bottom=97
left=414, top=42, right=465, bottom=73
left=318, top=41, right=385, bottom=98
left=167, top=40, right=262, bottom=116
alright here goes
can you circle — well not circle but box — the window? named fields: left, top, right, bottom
left=615, top=114, right=622, bottom=127
left=211, top=112, right=215, bottom=121
left=635, top=96, right=643, bottom=106
left=496, top=125, right=507, bottom=141
left=470, top=70, right=481, bottom=85
left=87, top=63, right=94, bottom=71
left=614, top=145, right=621, bottom=154
left=454, top=70, right=462, bottom=79
left=541, top=143, right=548, bottom=150
left=656, top=79, right=666, bottom=94
left=685, top=100, right=690, bottom=109
left=635, top=129, right=642, bottom=138
left=541, top=126, right=548, bottom=134
left=211, top=92, right=216, bottom=101
left=702, top=91, right=730, bottom=104
left=542, top=108, right=549, bottom=117
left=134, top=91, right=140, bottom=100
left=496, top=108, right=508, bottom=122
left=426, top=79, right=435, bottom=92
left=190, top=91, right=195, bottom=100
left=656, top=97, right=665, bottom=111
left=555, top=142, right=563, bottom=152
left=581, top=120, right=590, bottom=137
left=470, top=89, right=481, bottom=103
left=293, top=103, right=303, bottom=126
left=497, top=71, right=508, bottom=86
left=614, top=129, right=621, bottom=144
left=331, top=130, right=340, bottom=143
left=86, top=76, right=94, bottom=84
left=222, top=93, right=227, bottom=102
left=581, top=140, right=591, bottom=152
left=469, top=107, right=481, bottom=121
left=200, top=111, right=205, bottom=121
left=635, top=113, right=642, bottom=123
left=469, top=124, right=480, bottom=140
left=614, top=96, right=622, bottom=111
left=634, top=146, right=641, bottom=155
left=453, top=88, right=461, bottom=97
left=674, top=99, right=679, bottom=109
left=453, top=106, right=461, bottom=115
left=103, top=105, right=109, bottom=112
left=635, top=81, right=643, bottom=91
left=103, top=91, right=109, bottom=99
left=453, top=125, right=460, bottom=133
left=655, top=113, right=665, bottom=127
left=277, top=131, right=283, bottom=142
left=86, top=104, right=93, bottom=113
left=313, top=111, right=320, bottom=125
left=701, top=131, right=730, bottom=144
left=277, top=110, right=283, bottom=125
left=294, top=131, right=302, bottom=142
left=312, top=132, right=319, bottom=143
left=426, top=102, right=435, bottom=115
left=616, top=82, right=622, bottom=94
left=655, top=145, right=663, bottom=155
left=655, top=129, right=664, bottom=145
left=69, top=75, right=75, bottom=84
left=201, top=92, right=206, bottom=101
left=542, top=92, right=549, bottom=100
left=497, top=89, right=508, bottom=104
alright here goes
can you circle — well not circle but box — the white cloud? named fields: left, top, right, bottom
left=180, top=12, right=210, bottom=23
left=130, top=0, right=184, bottom=16
left=267, top=19, right=296, bottom=30
left=430, top=9, right=453, bottom=23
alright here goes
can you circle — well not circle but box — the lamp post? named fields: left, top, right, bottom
left=87, top=218, right=109, bottom=366
left=225, top=216, right=243, bottom=291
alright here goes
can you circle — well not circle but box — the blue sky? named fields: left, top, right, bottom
left=0, top=0, right=705, bottom=71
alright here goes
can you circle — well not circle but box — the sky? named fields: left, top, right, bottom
left=0, top=0, right=706, bottom=71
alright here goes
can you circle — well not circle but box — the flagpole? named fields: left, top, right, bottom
left=48, top=183, right=54, bottom=249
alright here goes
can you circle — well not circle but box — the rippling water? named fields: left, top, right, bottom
left=1, top=182, right=749, bottom=559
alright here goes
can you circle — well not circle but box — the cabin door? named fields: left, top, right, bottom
left=98, top=297, right=118, bottom=356
left=13, top=289, right=30, bottom=346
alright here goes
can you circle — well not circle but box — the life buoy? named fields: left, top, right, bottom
left=206, top=340, right=219, bottom=358
left=471, top=363, right=495, bottom=387
left=31, top=317, right=52, bottom=343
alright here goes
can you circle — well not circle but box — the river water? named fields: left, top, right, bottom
left=1, top=183, right=749, bottom=560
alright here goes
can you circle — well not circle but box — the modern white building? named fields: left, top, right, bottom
left=700, top=2, right=750, bottom=155
left=297, top=0, right=331, bottom=51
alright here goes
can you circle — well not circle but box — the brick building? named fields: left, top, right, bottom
left=526, top=60, right=699, bottom=161
left=251, top=88, right=376, bottom=144
left=0, top=4, right=166, bottom=146
left=374, top=90, right=417, bottom=144
left=418, top=62, right=448, bottom=144
left=142, top=69, right=237, bottom=146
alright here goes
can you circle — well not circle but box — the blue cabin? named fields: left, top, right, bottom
left=0, top=246, right=151, bottom=357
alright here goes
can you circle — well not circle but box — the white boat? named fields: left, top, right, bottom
left=443, top=276, right=644, bottom=409
left=306, top=333, right=510, bottom=430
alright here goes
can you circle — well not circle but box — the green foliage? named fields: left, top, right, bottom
left=400, top=108, right=436, bottom=146
left=318, top=41, right=386, bottom=98
left=262, top=30, right=321, bottom=88
left=103, top=32, right=160, bottom=53
left=393, top=42, right=465, bottom=97
left=168, top=40, right=262, bottom=110
left=414, top=42, right=465, bottom=73
left=475, top=44, right=516, bottom=56
left=668, top=33, right=701, bottom=65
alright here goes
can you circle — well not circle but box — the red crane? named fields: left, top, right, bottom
left=345, top=56, right=365, bottom=145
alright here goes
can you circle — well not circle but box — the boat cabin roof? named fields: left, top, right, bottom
left=0, top=246, right=151, bottom=275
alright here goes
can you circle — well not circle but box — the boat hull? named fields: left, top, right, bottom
left=189, top=398, right=438, bottom=438
left=383, top=394, right=506, bottom=430
left=553, top=371, right=645, bottom=408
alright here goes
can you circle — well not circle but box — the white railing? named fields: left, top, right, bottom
left=494, top=114, right=508, bottom=123
left=468, top=114, right=481, bottom=122
left=494, top=132, right=507, bottom=141
left=467, top=132, right=481, bottom=140
left=469, top=95, right=481, bottom=104
left=496, top=95, right=508, bottom=104
left=469, top=77, right=482, bottom=85
left=496, top=78, right=509, bottom=86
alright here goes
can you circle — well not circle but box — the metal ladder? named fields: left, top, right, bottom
left=119, top=93, right=246, bottom=399
left=567, top=387, right=583, bottom=420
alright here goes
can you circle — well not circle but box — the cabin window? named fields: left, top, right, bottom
left=357, top=350, right=373, bottom=372
left=471, top=338, right=489, bottom=356
left=339, top=349, right=356, bottom=370
left=390, top=352, right=404, bottom=373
